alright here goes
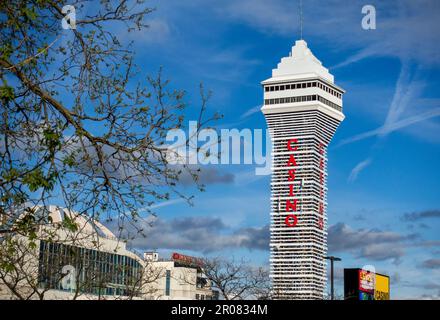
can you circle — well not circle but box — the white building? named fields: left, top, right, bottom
left=0, top=206, right=215, bottom=300
left=0, top=206, right=146, bottom=299
left=261, top=40, right=345, bottom=299
left=144, top=252, right=215, bottom=300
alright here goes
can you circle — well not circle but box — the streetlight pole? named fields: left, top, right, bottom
left=325, top=256, right=341, bottom=300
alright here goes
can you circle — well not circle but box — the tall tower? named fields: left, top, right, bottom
left=262, top=40, right=345, bottom=299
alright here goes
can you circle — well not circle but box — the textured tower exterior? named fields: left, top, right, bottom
left=261, top=40, right=345, bottom=299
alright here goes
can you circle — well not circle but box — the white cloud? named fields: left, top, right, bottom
left=127, top=18, right=171, bottom=44
left=219, top=0, right=440, bottom=68
left=328, top=222, right=418, bottom=264
left=109, top=216, right=269, bottom=253
left=240, top=104, right=262, bottom=119
left=348, top=158, right=372, bottom=182
left=339, top=107, right=440, bottom=147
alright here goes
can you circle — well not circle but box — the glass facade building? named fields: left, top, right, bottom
left=38, top=240, right=143, bottom=297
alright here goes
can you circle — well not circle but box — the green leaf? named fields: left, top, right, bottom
left=0, top=80, right=14, bottom=102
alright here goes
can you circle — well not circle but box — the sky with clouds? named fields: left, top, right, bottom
left=98, top=0, right=440, bottom=299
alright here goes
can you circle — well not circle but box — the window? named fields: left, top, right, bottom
left=286, top=84, right=291, bottom=89
left=270, top=86, right=274, bottom=92
left=196, top=294, right=200, bottom=300
left=280, top=85, right=285, bottom=90
left=265, top=87, right=269, bottom=92
left=165, top=270, right=171, bottom=296
left=307, top=82, right=311, bottom=87
left=312, top=82, right=317, bottom=87
left=275, top=86, right=279, bottom=91
left=302, top=83, right=306, bottom=88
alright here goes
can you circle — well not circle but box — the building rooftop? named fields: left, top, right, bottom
left=262, top=40, right=334, bottom=84
left=37, top=205, right=117, bottom=240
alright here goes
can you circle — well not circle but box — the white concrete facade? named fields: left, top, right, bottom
left=262, top=40, right=345, bottom=299
left=146, top=260, right=214, bottom=300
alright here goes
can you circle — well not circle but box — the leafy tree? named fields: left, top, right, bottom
left=0, top=1, right=221, bottom=299
left=0, top=0, right=220, bottom=238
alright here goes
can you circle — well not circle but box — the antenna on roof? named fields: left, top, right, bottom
left=299, top=0, right=303, bottom=40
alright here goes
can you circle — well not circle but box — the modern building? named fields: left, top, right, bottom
left=261, top=40, right=345, bottom=299
left=0, top=205, right=146, bottom=299
left=144, top=252, right=215, bottom=300
left=0, top=206, right=216, bottom=300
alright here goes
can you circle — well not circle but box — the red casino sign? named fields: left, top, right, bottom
left=172, top=252, right=203, bottom=267
left=285, top=139, right=299, bottom=227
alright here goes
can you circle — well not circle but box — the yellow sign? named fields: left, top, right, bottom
left=374, top=274, right=390, bottom=300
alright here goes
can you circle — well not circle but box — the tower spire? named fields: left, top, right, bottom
left=299, top=0, right=303, bottom=40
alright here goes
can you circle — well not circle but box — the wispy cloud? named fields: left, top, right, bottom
left=402, top=209, right=440, bottom=222
left=219, top=0, right=440, bottom=68
left=331, top=47, right=380, bottom=70
left=340, top=58, right=439, bottom=182
left=420, top=259, right=440, bottom=269
left=338, top=107, right=440, bottom=147
left=381, top=63, right=424, bottom=134
left=240, top=104, right=262, bottom=119
left=147, top=198, right=186, bottom=210
left=348, top=158, right=372, bottom=182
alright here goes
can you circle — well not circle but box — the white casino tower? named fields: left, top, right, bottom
left=261, top=40, right=345, bottom=299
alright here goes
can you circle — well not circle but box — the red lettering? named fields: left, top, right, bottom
left=285, top=214, right=298, bottom=227
left=287, top=154, right=297, bottom=166
left=289, top=184, right=295, bottom=197
left=285, top=138, right=300, bottom=227
left=286, top=199, right=298, bottom=212
left=287, top=139, right=298, bottom=151
left=288, top=169, right=296, bottom=181
left=318, top=218, right=324, bottom=229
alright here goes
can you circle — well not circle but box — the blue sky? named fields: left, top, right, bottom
left=101, top=0, right=440, bottom=299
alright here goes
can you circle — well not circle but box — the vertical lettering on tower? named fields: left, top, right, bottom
left=285, top=138, right=298, bottom=227
left=318, top=142, right=325, bottom=230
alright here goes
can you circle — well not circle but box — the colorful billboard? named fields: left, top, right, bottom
left=359, top=269, right=375, bottom=293
left=374, top=273, right=390, bottom=300
left=359, top=291, right=374, bottom=300
left=344, top=268, right=390, bottom=300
